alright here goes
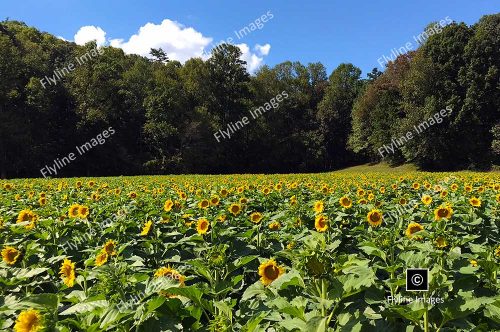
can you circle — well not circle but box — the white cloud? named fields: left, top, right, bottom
left=73, top=19, right=271, bottom=73
left=237, top=43, right=269, bottom=73
left=74, top=26, right=106, bottom=46
left=255, top=43, right=271, bottom=56
left=109, top=19, right=212, bottom=63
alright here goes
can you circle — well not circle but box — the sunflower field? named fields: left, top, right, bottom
left=0, top=172, right=499, bottom=331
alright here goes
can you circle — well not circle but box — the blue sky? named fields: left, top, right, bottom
left=1, top=0, right=498, bottom=76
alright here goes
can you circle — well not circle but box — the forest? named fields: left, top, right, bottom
left=0, top=14, right=499, bottom=178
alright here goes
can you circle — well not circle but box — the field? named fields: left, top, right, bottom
left=1, top=172, right=499, bottom=331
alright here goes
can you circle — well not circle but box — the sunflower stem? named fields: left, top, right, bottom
left=321, top=278, right=327, bottom=317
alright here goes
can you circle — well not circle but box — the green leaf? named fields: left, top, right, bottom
left=60, top=300, right=109, bottom=315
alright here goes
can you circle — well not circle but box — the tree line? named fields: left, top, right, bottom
left=0, top=14, right=499, bottom=178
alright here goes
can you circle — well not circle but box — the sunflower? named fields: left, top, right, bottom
left=16, top=209, right=38, bottom=229
left=367, top=193, right=375, bottom=201
left=469, top=197, right=481, bottom=207
left=358, top=198, right=367, bottom=205
left=269, top=221, right=281, bottom=231
left=59, top=259, right=76, bottom=287
left=313, top=201, right=324, bottom=214
left=470, top=260, right=478, bottom=267
left=140, top=220, right=153, bottom=236
left=95, top=251, right=108, bottom=266
left=435, top=236, right=448, bottom=248
left=210, top=196, right=220, bottom=206
left=367, top=209, right=383, bottom=227
left=250, top=212, right=263, bottom=224
left=434, top=205, right=453, bottom=221
left=77, top=205, right=89, bottom=219
left=421, top=195, right=432, bottom=205
left=220, top=188, right=229, bottom=197
left=496, top=193, right=500, bottom=203
left=339, top=196, right=352, bottom=208
left=440, top=190, right=448, bottom=198
left=357, top=188, right=365, bottom=196
left=164, top=199, right=174, bottom=212
left=258, top=259, right=285, bottom=286
left=38, top=197, right=46, bottom=206
left=68, top=204, right=80, bottom=218
left=197, top=218, right=210, bottom=235
left=399, top=198, right=408, bottom=205
left=450, top=183, right=458, bottom=191
left=405, top=222, right=424, bottom=239
left=103, top=240, right=117, bottom=256
left=2, top=246, right=21, bottom=265
left=289, top=195, right=297, bottom=206
left=412, top=183, right=420, bottom=190
left=228, top=203, right=242, bottom=216
left=154, top=266, right=185, bottom=286
left=314, top=214, right=328, bottom=232
left=14, top=309, right=42, bottom=332
left=198, top=199, right=210, bottom=209
left=495, top=246, right=500, bottom=257
left=128, top=192, right=137, bottom=199
left=155, top=267, right=186, bottom=299
left=217, top=214, right=227, bottom=223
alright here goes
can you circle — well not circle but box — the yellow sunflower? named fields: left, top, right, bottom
left=59, top=259, right=76, bottom=287
left=154, top=266, right=186, bottom=286
left=339, top=196, right=352, bottom=208
left=163, top=199, right=174, bottom=212
left=210, top=196, right=220, bottom=206
left=103, top=240, right=117, bottom=256
left=405, top=222, right=424, bottom=239
left=434, top=205, right=453, bottom=221
left=14, top=309, right=43, bottom=332
left=196, top=218, right=210, bottom=235
left=470, top=260, right=478, bottom=267
left=289, top=195, right=297, bottom=206
left=495, top=246, right=500, bottom=257
left=313, top=201, right=324, bottom=214
left=228, top=203, right=242, bottom=216
left=435, top=236, right=448, bottom=248
left=314, top=214, right=328, bottom=232
left=198, top=199, right=210, bottom=209
left=2, top=246, right=21, bottom=265
left=250, top=212, right=263, bottom=224
left=95, top=251, right=108, bottom=266
left=269, top=221, right=281, bottom=231
left=77, top=205, right=89, bottom=219
left=421, top=195, right=432, bottom=205
left=16, top=209, right=38, bottom=229
left=367, top=209, right=383, bottom=227
left=258, top=259, right=285, bottom=286
left=68, top=204, right=80, bottom=218
left=469, top=197, right=481, bottom=207
left=140, top=220, right=153, bottom=236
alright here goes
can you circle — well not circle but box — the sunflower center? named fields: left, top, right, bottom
left=370, top=213, right=380, bottom=222
left=264, top=265, right=279, bottom=280
left=438, top=208, right=448, bottom=217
